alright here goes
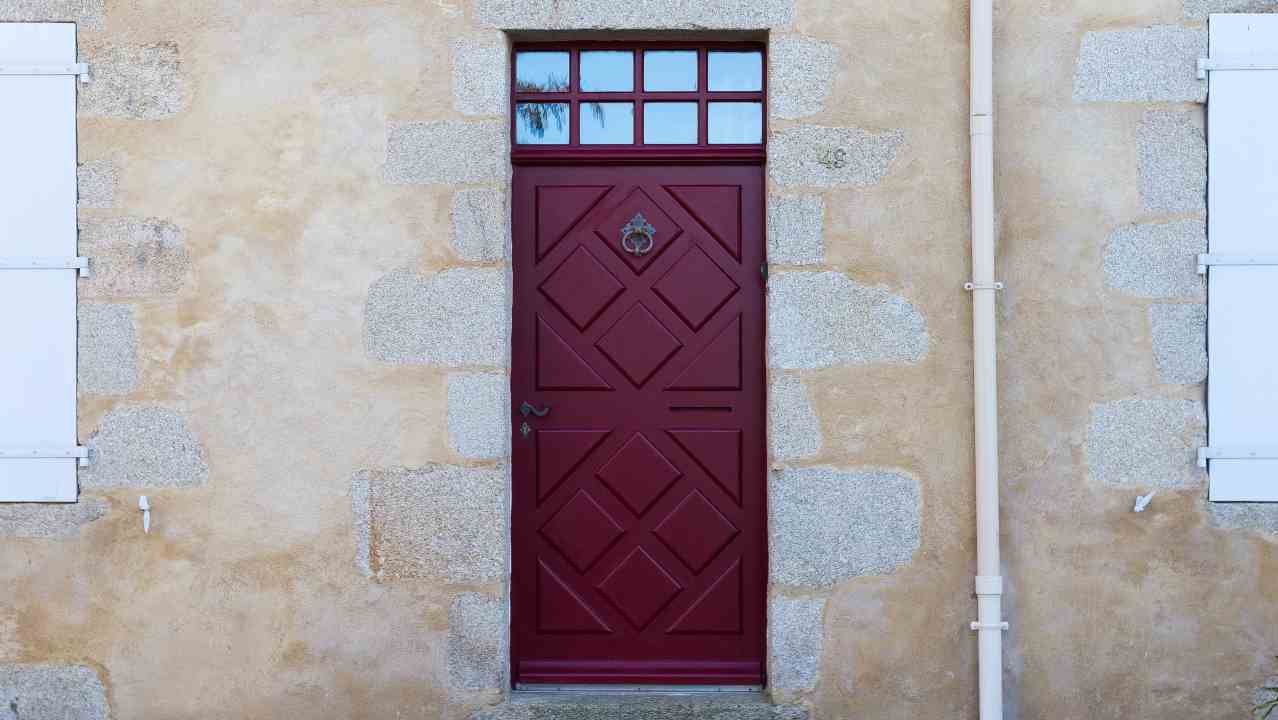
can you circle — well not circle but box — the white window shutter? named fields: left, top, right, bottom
left=1203, top=15, right=1278, bottom=501
left=0, top=23, right=81, bottom=502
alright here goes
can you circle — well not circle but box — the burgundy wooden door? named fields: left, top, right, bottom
left=511, top=164, right=766, bottom=686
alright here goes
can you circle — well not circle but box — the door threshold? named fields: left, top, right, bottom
left=515, top=684, right=764, bottom=695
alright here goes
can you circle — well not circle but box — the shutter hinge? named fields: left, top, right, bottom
left=0, top=256, right=91, bottom=277
left=1198, top=446, right=1278, bottom=468
left=1196, top=253, right=1278, bottom=275
left=1197, top=55, right=1278, bottom=80
left=761, top=263, right=768, bottom=282
left=0, top=62, right=90, bottom=83
left=0, top=447, right=90, bottom=467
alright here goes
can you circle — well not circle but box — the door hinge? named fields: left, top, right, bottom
left=760, top=263, right=768, bottom=282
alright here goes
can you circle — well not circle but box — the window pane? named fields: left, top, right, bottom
left=580, top=102, right=634, bottom=144
left=708, top=51, right=762, bottom=91
left=643, top=102, right=698, bottom=144
left=708, top=102, right=762, bottom=144
left=580, top=51, right=634, bottom=92
left=515, top=102, right=570, bottom=144
left=515, top=51, right=569, bottom=92
left=643, top=50, right=698, bottom=91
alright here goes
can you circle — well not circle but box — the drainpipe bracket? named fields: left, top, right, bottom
left=964, top=281, right=1004, bottom=292
left=970, top=621, right=1010, bottom=631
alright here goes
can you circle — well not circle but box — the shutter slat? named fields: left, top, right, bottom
left=0, top=24, right=78, bottom=502
left=1205, top=15, right=1278, bottom=501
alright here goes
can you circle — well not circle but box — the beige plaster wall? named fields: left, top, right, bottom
left=0, top=0, right=1274, bottom=718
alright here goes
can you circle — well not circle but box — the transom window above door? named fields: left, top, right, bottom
left=511, top=43, right=766, bottom=151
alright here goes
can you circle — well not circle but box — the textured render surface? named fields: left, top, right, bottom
left=385, top=122, right=506, bottom=185
left=447, top=373, right=510, bottom=459
left=447, top=593, right=505, bottom=691
left=350, top=473, right=372, bottom=577
left=766, top=195, right=824, bottom=266
left=0, top=665, right=108, bottom=720
left=79, top=406, right=209, bottom=488
left=475, top=0, right=794, bottom=30
left=360, top=465, right=506, bottom=582
left=1072, top=26, right=1207, bottom=103
left=768, top=126, right=904, bottom=188
left=769, top=596, right=825, bottom=692
left=471, top=695, right=808, bottom=720
left=78, top=42, right=186, bottom=119
left=78, top=217, right=189, bottom=297
left=0, top=0, right=103, bottom=27
left=769, top=35, right=840, bottom=120
left=78, top=303, right=139, bottom=396
left=77, top=160, right=117, bottom=209
left=1085, top=398, right=1206, bottom=488
left=1137, top=110, right=1206, bottom=215
left=0, top=499, right=108, bottom=539
left=768, top=373, right=820, bottom=461
left=452, top=36, right=507, bottom=117
left=452, top=188, right=510, bottom=262
left=365, top=267, right=509, bottom=366
left=1184, top=0, right=1278, bottom=17
left=1149, top=304, right=1207, bottom=385
left=1209, top=502, right=1278, bottom=535
left=768, top=271, right=928, bottom=369
left=769, top=467, right=920, bottom=587
left=1102, top=220, right=1206, bottom=300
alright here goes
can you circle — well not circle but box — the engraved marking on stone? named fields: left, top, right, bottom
left=620, top=213, right=657, bottom=257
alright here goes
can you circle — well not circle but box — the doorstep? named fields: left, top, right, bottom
left=470, top=691, right=808, bottom=720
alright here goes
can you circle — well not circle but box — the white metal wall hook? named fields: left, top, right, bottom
left=1133, top=491, right=1156, bottom=513
left=138, top=495, right=151, bottom=534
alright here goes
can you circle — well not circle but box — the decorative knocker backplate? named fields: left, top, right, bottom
left=620, top=213, right=656, bottom=257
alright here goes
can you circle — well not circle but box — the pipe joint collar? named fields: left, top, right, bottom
left=974, top=575, right=1003, bottom=596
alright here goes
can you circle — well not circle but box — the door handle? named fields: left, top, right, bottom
left=520, top=401, right=551, bottom=418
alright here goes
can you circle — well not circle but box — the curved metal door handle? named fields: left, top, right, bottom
left=520, top=401, right=551, bottom=418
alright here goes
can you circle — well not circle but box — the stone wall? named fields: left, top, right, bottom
left=0, top=0, right=1274, bottom=718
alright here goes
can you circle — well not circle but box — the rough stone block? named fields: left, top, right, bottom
left=1208, top=502, right=1278, bottom=535
left=80, top=406, right=209, bottom=489
left=1085, top=397, right=1206, bottom=488
left=769, top=374, right=821, bottom=461
left=452, top=188, right=510, bottom=262
left=767, top=195, right=824, bottom=266
left=770, top=466, right=920, bottom=586
left=1137, top=110, right=1206, bottom=215
left=768, top=126, right=904, bottom=188
left=78, top=303, right=139, bottom=396
left=768, top=271, right=928, bottom=369
left=350, top=473, right=372, bottom=577
left=358, top=464, right=506, bottom=583
left=769, top=595, right=825, bottom=692
left=453, top=36, right=508, bottom=117
left=1184, top=0, right=1277, bottom=18
left=476, top=0, right=794, bottom=30
left=1149, top=304, right=1207, bottom=385
left=77, top=160, right=117, bottom=209
left=448, top=593, right=506, bottom=691
left=365, top=267, right=509, bottom=366
left=78, top=217, right=190, bottom=298
left=384, top=122, right=506, bottom=185
left=0, top=499, right=108, bottom=539
left=1072, top=26, right=1206, bottom=103
left=0, top=665, right=108, bottom=720
left=470, top=695, right=809, bottom=720
left=0, top=0, right=103, bottom=28
left=79, top=42, right=186, bottom=119
left=448, top=373, right=510, bottom=460
left=769, top=35, right=839, bottom=120
left=1102, top=220, right=1206, bottom=300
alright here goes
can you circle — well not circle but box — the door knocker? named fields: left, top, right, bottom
left=620, top=213, right=656, bottom=257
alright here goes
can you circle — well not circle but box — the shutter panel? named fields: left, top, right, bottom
left=1204, top=15, right=1278, bottom=501
left=0, top=24, right=80, bottom=502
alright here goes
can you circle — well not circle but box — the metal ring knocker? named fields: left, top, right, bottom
left=620, top=213, right=656, bottom=257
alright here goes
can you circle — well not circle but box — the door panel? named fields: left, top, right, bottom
left=511, top=164, right=766, bottom=686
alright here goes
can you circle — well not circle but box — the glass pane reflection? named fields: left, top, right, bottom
left=708, top=102, right=762, bottom=144
left=707, top=51, right=763, bottom=91
left=515, top=51, right=569, bottom=92
left=580, top=51, right=634, bottom=92
left=643, top=102, right=698, bottom=144
left=643, top=50, right=698, bottom=91
left=580, top=102, right=634, bottom=144
left=516, top=102, right=570, bottom=144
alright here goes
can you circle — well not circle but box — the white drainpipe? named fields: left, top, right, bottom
left=968, top=0, right=1007, bottom=718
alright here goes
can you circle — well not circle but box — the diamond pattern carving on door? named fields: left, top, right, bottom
left=513, top=165, right=765, bottom=685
